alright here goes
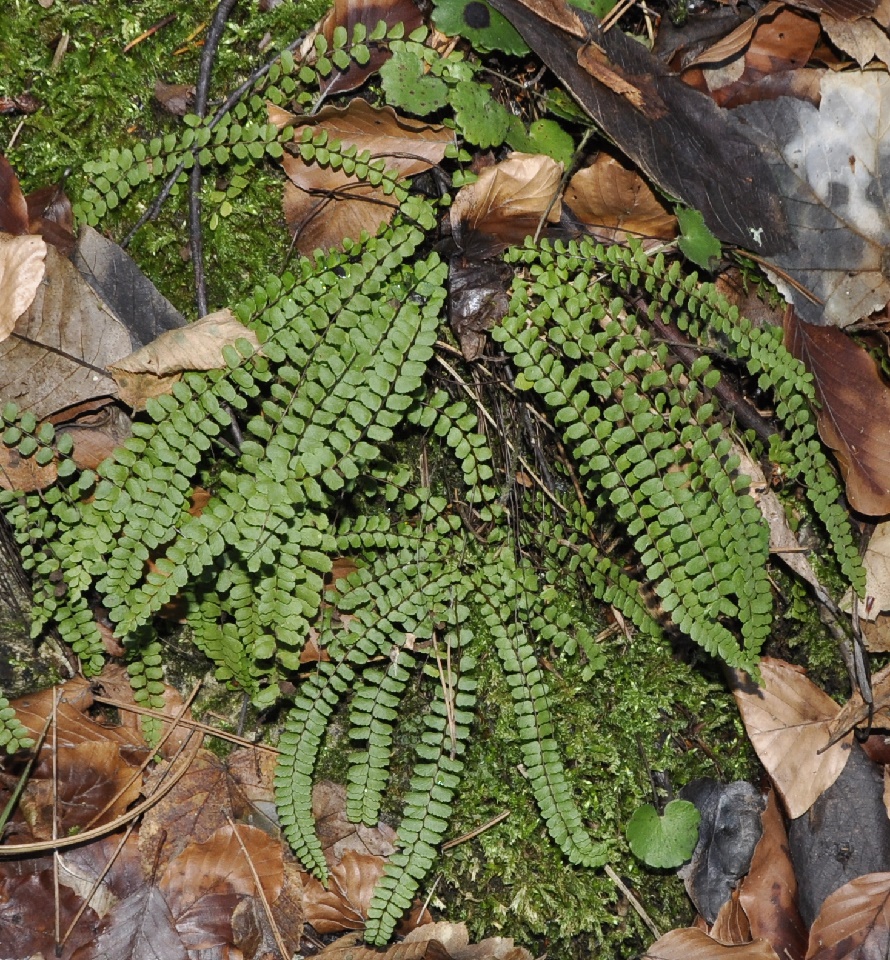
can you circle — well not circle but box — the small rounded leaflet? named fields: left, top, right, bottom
left=431, top=0, right=530, bottom=54
left=626, top=799, right=701, bottom=869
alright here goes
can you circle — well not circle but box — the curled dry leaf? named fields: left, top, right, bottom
left=282, top=99, right=451, bottom=253
left=728, top=658, right=852, bottom=819
left=0, top=243, right=129, bottom=419
left=806, top=872, right=890, bottom=960
left=450, top=152, right=563, bottom=258
left=842, top=520, right=890, bottom=621
left=0, top=154, right=30, bottom=234
left=564, top=153, right=676, bottom=245
left=821, top=12, right=890, bottom=67
left=302, top=850, right=390, bottom=933
left=643, top=928, right=781, bottom=959
left=109, top=307, right=261, bottom=409
left=737, top=789, right=807, bottom=960
left=0, top=232, right=46, bottom=341
left=785, top=310, right=890, bottom=516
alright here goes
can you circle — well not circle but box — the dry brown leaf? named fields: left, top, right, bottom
left=0, top=242, right=129, bottom=419
left=785, top=311, right=890, bottom=516
left=109, top=307, right=261, bottom=409
left=138, top=748, right=255, bottom=871
left=314, top=921, right=532, bottom=959
left=643, top=928, right=781, bottom=959
left=450, top=153, right=563, bottom=257
left=843, top=521, right=890, bottom=621
left=154, top=79, right=195, bottom=116
left=56, top=405, right=132, bottom=472
left=283, top=99, right=451, bottom=253
left=709, top=887, right=751, bottom=946
left=303, top=850, right=389, bottom=932
left=0, top=154, right=30, bottom=234
left=728, top=658, right=852, bottom=818
left=564, top=153, right=676, bottom=244
left=319, top=0, right=423, bottom=96
left=0, top=232, right=46, bottom=340
left=737, top=789, right=807, bottom=960
left=806, top=872, right=890, bottom=959
left=312, top=780, right=398, bottom=866
left=58, top=831, right=144, bottom=920
left=21, top=741, right=144, bottom=839
left=821, top=12, right=890, bottom=67
left=827, top=660, right=890, bottom=745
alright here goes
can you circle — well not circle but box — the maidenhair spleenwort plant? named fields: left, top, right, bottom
left=0, top=23, right=867, bottom=949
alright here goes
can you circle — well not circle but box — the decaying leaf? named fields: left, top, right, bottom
left=785, top=311, right=890, bottom=516
left=311, top=780, right=398, bottom=865
left=488, top=0, right=789, bottom=252
left=728, top=658, right=852, bottom=819
left=154, top=79, right=195, bottom=116
left=827, top=660, right=890, bottom=744
left=564, top=153, right=676, bottom=244
left=450, top=152, right=563, bottom=257
left=843, top=521, right=890, bottom=620
left=0, top=233, right=46, bottom=341
left=642, top=927, right=781, bottom=959
left=737, top=790, right=807, bottom=960
left=109, top=307, right=261, bottom=409
left=281, top=99, right=451, bottom=253
left=806, top=872, right=890, bottom=960
left=314, top=921, right=533, bottom=958
left=822, top=13, right=890, bottom=67
left=735, top=71, right=890, bottom=326
left=303, top=850, right=396, bottom=933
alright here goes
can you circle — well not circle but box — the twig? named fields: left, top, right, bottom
left=92, top=693, right=279, bottom=755
left=190, top=0, right=239, bottom=316
left=441, top=810, right=510, bottom=850
left=122, top=14, right=177, bottom=53
left=603, top=863, right=660, bottom=940
left=0, top=713, right=53, bottom=836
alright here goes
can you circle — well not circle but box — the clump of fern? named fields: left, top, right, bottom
left=0, top=14, right=867, bottom=950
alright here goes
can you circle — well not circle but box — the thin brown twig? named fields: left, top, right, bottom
left=604, top=863, right=660, bottom=940
left=92, top=694, right=279, bottom=755
left=441, top=810, right=510, bottom=851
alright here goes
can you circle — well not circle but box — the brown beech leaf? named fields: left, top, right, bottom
left=709, top=887, right=751, bottom=946
left=303, top=850, right=387, bottom=932
left=643, top=928, right=781, bottom=959
left=159, top=824, right=282, bottom=949
left=109, top=307, right=262, bottom=409
left=21, top=741, right=144, bottom=839
left=450, top=153, right=563, bottom=258
left=232, top=858, right=305, bottom=959
left=806, top=872, right=890, bottom=959
left=843, top=520, right=890, bottom=621
left=0, top=242, right=129, bottom=419
left=283, top=99, right=451, bottom=253
left=319, top=0, right=423, bottom=96
left=821, top=13, right=890, bottom=67
left=312, top=780, right=398, bottom=866
left=785, top=310, right=890, bottom=516
left=738, top=789, right=807, bottom=960
left=564, top=153, right=676, bottom=245
left=58, top=831, right=145, bottom=919
left=55, top=405, right=132, bottom=472
left=1, top=868, right=100, bottom=959
left=0, top=154, right=30, bottom=234
left=827, top=660, right=890, bottom=745
left=138, top=748, right=254, bottom=871
left=72, top=884, right=189, bottom=960
left=0, top=232, right=46, bottom=340
left=728, top=658, right=852, bottom=818
left=26, top=182, right=76, bottom=255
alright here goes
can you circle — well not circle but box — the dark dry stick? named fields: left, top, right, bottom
left=191, top=0, right=240, bottom=316
left=123, top=23, right=316, bottom=248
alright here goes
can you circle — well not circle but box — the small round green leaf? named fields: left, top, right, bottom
left=626, top=799, right=700, bottom=868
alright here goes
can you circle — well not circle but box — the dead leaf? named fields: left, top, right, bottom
left=826, top=660, right=890, bottom=744
left=564, top=153, right=677, bottom=244
left=303, top=850, right=390, bottom=932
left=0, top=242, right=129, bottom=419
left=110, top=307, right=261, bottom=408
left=822, top=12, right=890, bottom=67
left=0, top=232, right=46, bottom=340
left=0, top=154, right=30, bottom=234
left=734, top=71, right=890, bottom=326
left=785, top=310, right=890, bottom=516
left=487, top=0, right=789, bottom=253
left=26, top=182, right=76, bottom=255
left=806, top=872, right=890, bottom=959
left=319, top=0, right=423, bottom=96
left=283, top=99, right=452, bottom=253
left=450, top=153, right=563, bottom=258
left=154, top=79, right=195, bottom=116
left=728, top=658, right=852, bottom=818
left=843, top=521, right=890, bottom=619
left=311, top=780, right=398, bottom=867
left=737, top=789, right=807, bottom=960
left=642, top=927, right=781, bottom=958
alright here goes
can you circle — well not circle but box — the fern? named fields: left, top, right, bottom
left=0, top=55, right=869, bottom=945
